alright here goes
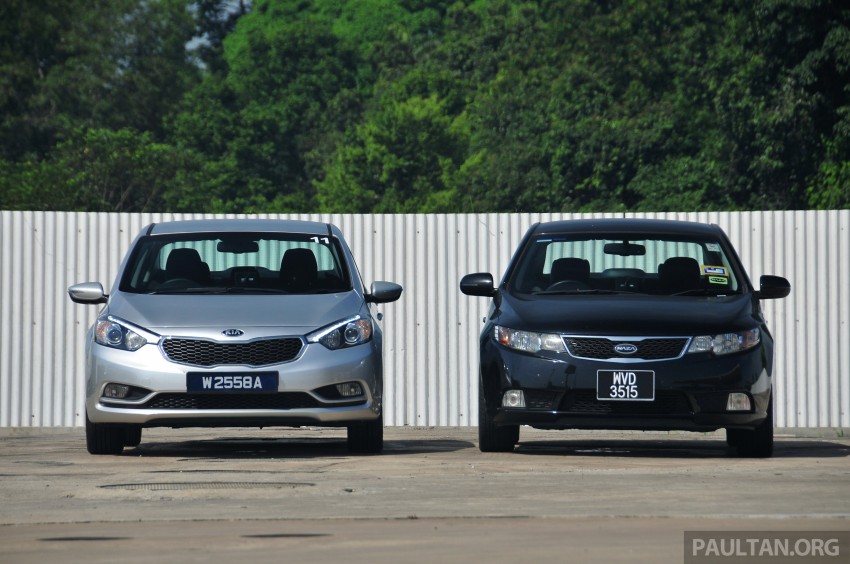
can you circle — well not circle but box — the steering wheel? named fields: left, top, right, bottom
left=546, top=279, right=592, bottom=291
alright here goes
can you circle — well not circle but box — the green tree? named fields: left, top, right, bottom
left=0, top=0, right=198, bottom=158
left=317, top=94, right=466, bottom=212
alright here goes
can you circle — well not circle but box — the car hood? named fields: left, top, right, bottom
left=106, top=291, right=365, bottom=334
left=496, top=292, right=760, bottom=335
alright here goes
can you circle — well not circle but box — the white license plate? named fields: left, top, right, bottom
left=596, top=370, right=655, bottom=401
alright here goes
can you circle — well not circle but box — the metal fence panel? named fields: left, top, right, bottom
left=0, top=210, right=847, bottom=428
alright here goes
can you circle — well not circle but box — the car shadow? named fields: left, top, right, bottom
left=514, top=439, right=850, bottom=458
left=512, top=438, right=850, bottom=459
left=123, top=436, right=475, bottom=459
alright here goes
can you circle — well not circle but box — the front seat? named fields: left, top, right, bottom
left=165, top=248, right=210, bottom=284
left=550, top=257, right=591, bottom=286
left=659, top=256, right=701, bottom=294
left=280, top=248, right=318, bottom=292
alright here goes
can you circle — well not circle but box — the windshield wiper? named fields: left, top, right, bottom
left=147, top=286, right=343, bottom=295
left=148, top=286, right=289, bottom=295
left=147, top=287, right=217, bottom=294
left=670, top=288, right=740, bottom=297
left=532, top=288, right=627, bottom=295
left=220, top=287, right=289, bottom=294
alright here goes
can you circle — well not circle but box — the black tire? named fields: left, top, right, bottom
left=478, top=382, right=519, bottom=452
left=85, top=413, right=125, bottom=455
left=735, top=395, right=774, bottom=458
left=347, top=414, right=383, bottom=454
left=124, top=425, right=142, bottom=447
left=725, top=428, right=744, bottom=447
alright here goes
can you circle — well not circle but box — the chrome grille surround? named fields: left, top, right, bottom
left=562, top=335, right=691, bottom=363
left=160, top=336, right=305, bottom=367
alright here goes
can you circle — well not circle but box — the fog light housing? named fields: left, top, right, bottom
left=502, top=390, right=526, bottom=408
left=726, top=393, right=752, bottom=411
left=103, top=383, right=130, bottom=399
left=336, top=382, right=364, bottom=397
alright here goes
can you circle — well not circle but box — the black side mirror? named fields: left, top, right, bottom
left=757, top=275, right=791, bottom=300
left=460, top=273, right=497, bottom=297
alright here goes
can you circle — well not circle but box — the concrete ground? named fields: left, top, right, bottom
left=0, top=426, right=848, bottom=563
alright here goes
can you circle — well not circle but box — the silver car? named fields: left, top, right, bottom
left=68, top=219, right=402, bottom=455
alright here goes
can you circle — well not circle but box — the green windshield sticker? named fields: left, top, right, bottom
left=708, top=276, right=728, bottom=285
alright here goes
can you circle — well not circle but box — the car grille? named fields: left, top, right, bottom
left=563, top=337, right=688, bottom=361
left=523, top=390, right=560, bottom=410
left=130, top=393, right=323, bottom=410
left=559, top=390, right=692, bottom=415
left=161, top=337, right=303, bottom=367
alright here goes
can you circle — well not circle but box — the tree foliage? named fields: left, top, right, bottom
left=1, top=0, right=848, bottom=212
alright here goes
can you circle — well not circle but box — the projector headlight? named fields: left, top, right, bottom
left=495, top=326, right=566, bottom=353
left=687, top=329, right=760, bottom=356
left=94, top=316, right=148, bottom=351
left=309, top=315, right=373, bottom=350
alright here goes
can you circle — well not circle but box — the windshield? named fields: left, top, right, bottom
left=120, top=232, right=351, bottom=295
left=510, top=234, right=744, bottom=296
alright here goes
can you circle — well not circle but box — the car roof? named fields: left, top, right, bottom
left=532, top=218, right=723, bottom=237
left=146, top=219, right=333, bottom=236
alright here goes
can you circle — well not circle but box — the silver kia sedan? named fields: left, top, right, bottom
left=68, top=219, right=402, bottom=455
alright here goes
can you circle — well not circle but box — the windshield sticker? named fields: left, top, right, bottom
left=703, top=265, right=727, bottom=276
left=706, top=243, right=722, bottom=252
left=708, top=276, right=729, bottom=285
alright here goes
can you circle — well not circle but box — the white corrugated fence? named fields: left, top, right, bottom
left=0, top=210, right=847, bottom=429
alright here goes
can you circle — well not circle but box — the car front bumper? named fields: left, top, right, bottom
left=85, top=337, right=382, bottom=427
left=480, top=339, right=772, bottom=432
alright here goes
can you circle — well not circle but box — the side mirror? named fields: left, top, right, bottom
left=757, top=275, right=791, bottom=300
left=366, top=281, right=403, bottom=304
left=460, top=273, right=497, bottom=297
left=68, top=282, right=108, bottom=304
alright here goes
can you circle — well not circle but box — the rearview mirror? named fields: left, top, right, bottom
left=604, top=242, right=646, bottom=256
left=217, top=239, right=259, bottom=254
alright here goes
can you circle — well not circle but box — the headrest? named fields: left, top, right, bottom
left=551, top=257, right=591, bottom=282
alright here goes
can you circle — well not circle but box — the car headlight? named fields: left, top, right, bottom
left=308, top=315, right=373, bottom=350
left=687, top=328, right=760, bottom=356
left=495, top=326, right=566, bottom=353
left=94, top=316, right=148, bottom=351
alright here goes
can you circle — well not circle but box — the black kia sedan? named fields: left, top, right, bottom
left=460, top=219, right=790, bottom=457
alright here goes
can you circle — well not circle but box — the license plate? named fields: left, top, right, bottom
left=596, top=370, right=655, bottom=401
left=186, top=372, right=278, bottom=394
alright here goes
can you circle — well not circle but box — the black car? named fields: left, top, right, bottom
left=460, top=219, right=790, bottom=457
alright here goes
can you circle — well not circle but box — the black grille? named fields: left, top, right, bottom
left=161, top=337, right=303, bottom=367
left=132, top=393, right=322, bottom=410
left=559, top=390, right=692, bottom=415
left=523, top=390, right=560, bottom=410
left=694, top=392, right=736, bottom=413
left=564, top=337, right=688, bottom=360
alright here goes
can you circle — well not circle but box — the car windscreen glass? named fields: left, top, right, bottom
left=509, top=234, right=742, bottom=296
left=120, top=232, right=352, bottom=294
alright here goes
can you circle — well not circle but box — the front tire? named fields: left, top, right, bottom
left=726, top=428, right=744, bottom=447
left=347, top=413, right=383, bottom=454
left=478, top=382, right=519, bottom=452
left=85, top=412, right=125, bottom=455
left=124, top=425, right=142, bottom=448
left=734, top=395, right=774, bottom=458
